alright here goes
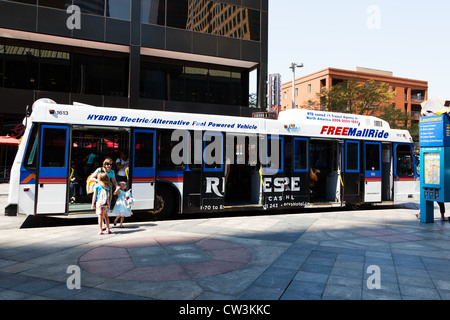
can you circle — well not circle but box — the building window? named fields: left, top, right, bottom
left=70, top=0, right=131, bottom=20
left=242, top=9, right=260, bottom=41
left=142, top=0, right=261, bottom=41
left=103, top=54, right=129, bottom=97
left=72, top=53, right=103, bottom=95
left=167, top=0, right=189, bottom=29
left=39, top=0, right=68, bottom=10
left=39, top=46, right=71, bottom=92
left=108, top=0, right=131, bottom=20
left=74, top=0, right=105, bottom=16
left=308, top=84, right=311, bottom=94
left=4, top=43, right=39, bottom=90
left=218, top=4, right=241, bottom=38
left=189, top=0, right=218, bottom=35
left=6, top=0, right=36, bottom=4
left=0, top=39, right=129, bottom=96
left=140, top=61, right=166, bottom=100
left=142, top=0, right=166, bottom=25
left=140, top=57, right=245, bottom=106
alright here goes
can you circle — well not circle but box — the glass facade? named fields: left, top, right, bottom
left=140, top=57, right=245, bottom=106
left=5, top=0, right=132, bottom=20
left=1, top=0, right=265, bottom=112
left=6, top=1, right=259, bottom=36
left=142, top=0, right=165, bottom=25
left=0, top=39, right=129, bottom=97
left=142, top=0, right=261, bottom=41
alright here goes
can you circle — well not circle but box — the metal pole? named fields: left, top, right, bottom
left=290, top=63, right=303, bottom=109
left=292, top=64, right=296, bottom=109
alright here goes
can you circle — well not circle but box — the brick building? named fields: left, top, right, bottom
left=280, top=67, right=428, bottom=121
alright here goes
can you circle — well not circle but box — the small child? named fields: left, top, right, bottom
left=113, top=181, right=133, bottom=227
left=91, top=172, right=113, bottom=235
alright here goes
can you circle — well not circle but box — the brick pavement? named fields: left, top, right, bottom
left=1, top=183, right=450, bottom=300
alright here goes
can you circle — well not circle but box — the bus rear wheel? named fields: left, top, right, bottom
left=153, top=185, right=177, bottom=220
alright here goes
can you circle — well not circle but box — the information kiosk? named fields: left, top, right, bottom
left=419, top=114, right=450, bottom=223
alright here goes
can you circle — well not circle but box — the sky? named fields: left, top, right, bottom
left=267, top=0, right=450, bottom=99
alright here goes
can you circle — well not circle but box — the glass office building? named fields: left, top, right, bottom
left=0, top=0, right=268, bottom=135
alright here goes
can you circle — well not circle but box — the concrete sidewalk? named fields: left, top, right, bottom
left=0, top=187, right=449, bottom=300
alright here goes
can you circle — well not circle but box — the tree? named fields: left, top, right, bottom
left=309, top=78, right=417, bottom=137
left=316, top=78, right=395, bottom=116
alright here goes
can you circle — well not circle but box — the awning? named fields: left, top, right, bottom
left=0, top=136, right=20, bottom=146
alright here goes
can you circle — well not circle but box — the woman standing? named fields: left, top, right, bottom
left=89, top=158, right=119, bottom=189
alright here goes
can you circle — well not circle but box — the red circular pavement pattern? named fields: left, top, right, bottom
left=79, top=236, right=251, bottom=281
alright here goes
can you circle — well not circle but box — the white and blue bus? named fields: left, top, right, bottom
left=6, top=98, right=419, bottom=218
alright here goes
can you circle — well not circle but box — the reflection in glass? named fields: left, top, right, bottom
left=217, top=3, right=241, bottom=39
left=242, top=9, right=260, bottom=41
left=142, top=0, right=165, bottom=25
left=142, top=0, right=261, bottom=41
left=187, top=0, right=217, bottom=35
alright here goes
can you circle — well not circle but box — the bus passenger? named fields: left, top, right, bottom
left=115, top=150, right=129, bottom=183
left=69, top=160, right=85, bottom=204
left=112, top=181, right=133, bottom=228
left=89, top=158, right=119, bottom=189
left=92, top=172, right=113, bottom=235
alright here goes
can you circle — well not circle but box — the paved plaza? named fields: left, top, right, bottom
left=0, top=183, right=449, bottom=300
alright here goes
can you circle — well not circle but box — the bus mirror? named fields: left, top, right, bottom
left=26, top=105, right=32, bottom=117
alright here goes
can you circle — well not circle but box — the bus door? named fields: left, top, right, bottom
left=343, top=140, right=360, bottom=203
left=131, top=129, right=156, bottom=210
left=393, top=143, right=416, bottom=201
left=36, top=124, right=70, bottom=214
left=201, top=132, right=225, bottom=211
left=364, top=142, right=382, bottom=202
left=292, top=137, right=310, bottom=205
left=381, top=143, right=393, bottom=201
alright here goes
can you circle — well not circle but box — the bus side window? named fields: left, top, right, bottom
left=396, top=145, right=414, bottom=177
left=23, top=125, right=39, bottom=169
left=294, top=139, right=308, bottom=171
left=158, top=130, right=186, bottom=170
left=41, top=128, right=67, bottom=168
left=135, top=131, right=154, bottom=168
left=189, top=131, right=202, bottom=171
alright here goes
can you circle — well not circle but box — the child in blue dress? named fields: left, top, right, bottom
left=113, top=181, right=133, bottom=227
left=91, top=172, right=112, bottom=235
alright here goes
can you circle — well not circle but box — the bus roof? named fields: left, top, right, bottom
left=28, top=99, right=413, bottom=143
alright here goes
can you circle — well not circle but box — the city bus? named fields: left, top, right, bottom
left=6, top=98, right=419, bottom=218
